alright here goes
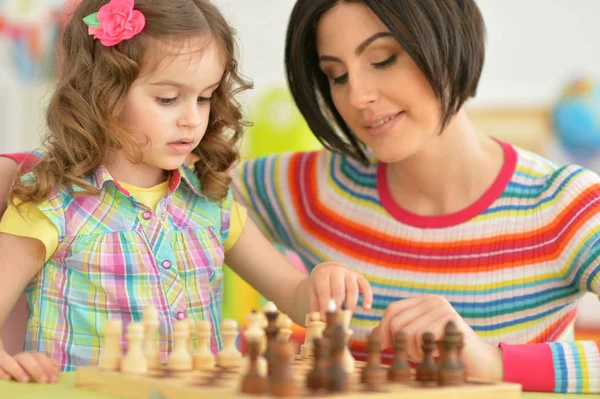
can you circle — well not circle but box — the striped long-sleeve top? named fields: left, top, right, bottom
left=232, top=140, right=600, bottom=393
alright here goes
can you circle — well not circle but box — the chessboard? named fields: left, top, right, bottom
left=75, top=355, right=521, bottom=399
left=74, top=301, right=522, bottom=399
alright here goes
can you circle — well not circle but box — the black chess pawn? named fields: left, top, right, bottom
left=328, top=324, right=349, bottom=393
left=270, top=341, right=298, bottom=397
left=240, top=340, right=267, bottom=394
left=388, top=331, right=412, bottom=383
left=264, top=307, right=280, bottom=376
left=438, top=321, right=465, bottom=386
left=416, top=332, right=438, bottom=385
left=360, top=331, right=387, bottom=390
left=306, top=337, right=329, bottom=391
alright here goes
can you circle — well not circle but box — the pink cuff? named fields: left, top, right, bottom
left=499, top=342, right=555, bottom=392
left=1, top=153, right=39, bottom=173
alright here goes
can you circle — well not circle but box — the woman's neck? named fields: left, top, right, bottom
left=384, top=110, right=505, bottom=216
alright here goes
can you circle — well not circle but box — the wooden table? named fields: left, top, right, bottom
left=0, top=373, right=597, bottom=399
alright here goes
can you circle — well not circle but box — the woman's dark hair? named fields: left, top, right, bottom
left=285, top=0, right=486, bottom=163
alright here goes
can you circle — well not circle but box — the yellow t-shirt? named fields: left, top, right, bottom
left=0, top=181, right=247, bottom=261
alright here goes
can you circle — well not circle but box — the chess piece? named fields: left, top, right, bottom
left=143, top=305, right=161, bottom=369
left=458, top=331, right=467, bottom=381
left=187, top=319, right=196, bottom=353
left=121, top=322, right=148, bottom=374
left=438, top=321, right=465, bottom=386
left=306, top=337, right=329, bottom=391
left=322, top=299, right=338, bottom=343
left=300, top=313, right=312, bottom=357
left=217, top=319, right=242, bottom=368
left=388, top=331, right=411, bottom=382
left=339, top=302, right=352, bottom=329
left=276, top=313, right=293, bottom=343
left=360, top=331, right=386, bottom=390
left=327, top=324, right=349, bottom=392
left=300, top=312, right=325, bottom=358
left=260, top=311, right=268, bottom=354
left=416, top=332, right=438, bottom=385
left=98, top=319, right=122, bottom=371
left=263, top=302, right=280, bottom=376
left=246, top=309, right=267, bottom=354
left=193, top=320, right=215, bottom=370
left=240, top=340, right=268, bottom=394
left=269, top=341, right=298, bottom=397
left=338, top=303, right=355, bottom=374
left=243, top=323, right=267, bottom=377
left=167, top=320, right=193, bottom=372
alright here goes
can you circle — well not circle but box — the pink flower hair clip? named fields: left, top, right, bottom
left=83, top=0, right=146, bottom=47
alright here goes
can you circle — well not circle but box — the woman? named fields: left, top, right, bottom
left=233, top=0, right=600, bottom=393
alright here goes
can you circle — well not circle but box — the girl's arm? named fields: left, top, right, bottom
left=0, top=157, right=19, bottom=218
left=0, top=153, right=41, bottom=218
left=0, top=232, right=60, bottom=383
left=224, top=218, right=372, bottom=326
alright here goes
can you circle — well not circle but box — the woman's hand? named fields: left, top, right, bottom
left=373, top=294, right=504, bottom=381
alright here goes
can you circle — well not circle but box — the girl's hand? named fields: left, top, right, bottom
left=0, top=349, right=61, bottom=383
left=308, top=261, right=373, bottom=317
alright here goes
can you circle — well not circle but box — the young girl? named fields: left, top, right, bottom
left=232, top=0, right=600, bottom=394
left=0, top=0, right=372, bottom=384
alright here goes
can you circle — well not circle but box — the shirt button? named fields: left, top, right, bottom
left=162, top=260, right=172, bottom=269
left=160, top=213, right=167, bottom=221
left=176, top=311, right=186, bottom=320
left=142, top=211, right=152, bottom=220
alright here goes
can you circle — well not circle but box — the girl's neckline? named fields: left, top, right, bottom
left=376, top=139, right=517, bottom=228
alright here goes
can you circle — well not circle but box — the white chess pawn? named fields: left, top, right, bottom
left=193, top=320, right=215, bottom=370
left=339, top=306, right=355, bottom=374
left=121, top=322, right=148, bottom=374
left=300, top=312, right=325, bottom=358
left=246, top=310, right=264, bottom=333
left=276, top=314, right=293, bottom=343
left=143, top=306, right=161, bottom=369
left=217, top=319, right=242, bottom=368
left=242, top=325, right=267, bottom=377
left=98, top=319, right=122, bottom=371
left=246, top=310, right=266, bottom=354
left=188, top=319, right=197, bottom=353
left=260, top=312, right=268, bottom=355
left=167, top=320, right=193, bottom=372
left=342, top=328, right=355, bottom=374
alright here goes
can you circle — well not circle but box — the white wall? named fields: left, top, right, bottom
left=214, top=0, right=600, bottom=109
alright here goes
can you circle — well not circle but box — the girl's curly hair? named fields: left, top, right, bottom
left=12, top=0, right=251, bottom=204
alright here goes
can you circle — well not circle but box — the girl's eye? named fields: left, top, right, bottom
left=156, top=97, right=177, bottom=106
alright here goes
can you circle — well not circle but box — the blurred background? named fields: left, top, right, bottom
left=1, top=0, right=599, bottom=341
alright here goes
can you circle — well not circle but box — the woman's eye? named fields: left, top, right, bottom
left=373, top=53, right=398, bottom=68
left=332, top=73, right=348, bottom=85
